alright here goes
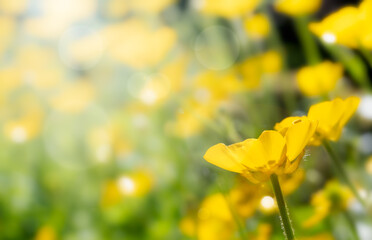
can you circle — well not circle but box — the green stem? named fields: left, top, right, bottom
left=322, top=140, right=366, bottom=207
left=293, top=16, right=321, bottom=65
left=359, top=45, right=372, bottom=68
left=343, top=211, right=360, bottom=240
left=270, top=174, right=296, bottom=240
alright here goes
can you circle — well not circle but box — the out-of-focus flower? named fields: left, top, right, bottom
left=50, top=80, right=95, bottom=113
left=193, top=71, right=242, bottom=103
left=244, top=14, right=271, bottom=39
left=198, top=0, right=261, bottom=18
left=303, top=180, right=353, bottom=228
left=104, top=19, right=176, bottom=68
left=278, top=168, right=305, bottom=195
left=128, top=0, right=175, bottom=13
left=307, top=97, right=360, bottom=145
left=296, top=61, right=343, bottom=97
left=101, top=180, right=122, bottom=208
left=23, top=0, right=96, bottom=39
left=254, top=223, right=272, bottom=240
left=204, top=118, right=317, bottom=183
left=0, top=16, right=15, bottom=56
left=88, top=126, right=112, bottom=163
left=260, top=50, right=283, bottom=74
left=0, top=66, right=22, bottom=105
left=197, top=193, right=235, bottom=240
left=229, top=179, right=262, bottom=218
left=105, top=0, right=128, bottom=18
left=3, top=113, right=43, bottom=143
left=159, top=54, right=189, bottom=93
left=34, top=226, right=56, bottom=240
left=358, top=0, right=372, bottom=49
left=179, top=215, right=196, bottom=237
left=117, top=171, right=153, bottom=197
left=309, top=7, right=360, bottom=48
left=0, top=0, right=28, bottom=15
left=238, top=50, right=283, bottom=89
left=275, top=0, right=322, bottom=16
left=298, top=233, right=334, bottom=240
left=365, top=156, right=372, bottom=175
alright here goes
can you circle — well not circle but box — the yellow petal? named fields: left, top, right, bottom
left=285, top=119, right=317, bottom=161
left=258, top=130, right=286, bottom=163
left=203, top=140, right=254, bottom=173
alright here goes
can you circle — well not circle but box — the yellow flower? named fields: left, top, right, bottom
left=275, top=0, right=322, bottom=16
left=303, top=180, right=353, bottom=228
left=199, top=0, right=261, bottom=18
left=296, top=61, right=343, bottom=97
left=204, top=117, right=317, bottom=183
left=0, top=0, right=28, bottom=15
left=298, top=233, right=334, bottom=240
left=104, top=19, right=176, bottom=68
left=0, top=16, right=15, bottom=56
left=101, top=180, right=122, bottom=208
left=254, top=223, right=272, bottom=240
left=34, top=226, right=56, bottom=240
left=50, top=80, right=95, bottom=113
left=179, top=215, right=196, bottom=237
left=307, top=97, right=360, bottom=145
left=244, top=14, right=271, bottom=39
left=309, top=7, right=360, bottom=48
left=197, top=193, right=235, bottom=240
left=260, top=50, right=283, bottom=74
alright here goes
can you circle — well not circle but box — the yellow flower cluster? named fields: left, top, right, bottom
left=275, top=0, right=322, bottom=16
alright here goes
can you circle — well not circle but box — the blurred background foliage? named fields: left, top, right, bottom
left=1, top=0, right=372, bottom=239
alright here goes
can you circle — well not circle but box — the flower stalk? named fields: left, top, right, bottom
left=322, top=140, right=366, bottom=207
left=270, top=174, right=296, bottom=240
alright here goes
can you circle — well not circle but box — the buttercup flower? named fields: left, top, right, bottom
left=296, top=61, right=343, bottom=97
left=198, top=0, right=261, bottom=18
left=204, top=117, right=317, bottom=183
left=307, top=96, right=360, bottom=145
left=275, top=0, right=322, bottom=16
left=244, top=14, right=271, bottom=39
left=303, top=180, right=353, bottom=228
left=276, top=97, right=360, bottom=145
left=309, top=7, right=360, bottom=47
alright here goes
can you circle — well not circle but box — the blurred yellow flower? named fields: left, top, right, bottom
left=104, top=19, right=176, bottom=68
left=117, top=171, right=153, bottom=197
left=50, top=81, right=95, bottom=113
left=275, top=0, right=322, bottom=16
left=298, top=233, right=334, bottom=240
left=365, top=156, right=372, bottom=175
left=0, top=0, right=28, bottom=15
left=254, top=223, right=272, bottom=240
left=0, top=16, right=15, bottom=56
left=309, top=7, right=360, bottom=48
left=238, top=50, right=283, bottom=89
left=101, top=180, right=122, bottom=208
left=307, top=97, right=360, bottom=145
left=199, top=0, right=261, bottom=18
left=260, top=50, right=283, bottom=74
left=204, top=118, right=317, bottom=183
left=229, top=179, right=262, bottom=218
left=303, top=180, right=353, bottom=228
left=244, top=14, right=271, bottom=39
left=34, top=226, right=56, bottom=240
left=296, top=61, right=343, bottom=97
left=179, top=215, right=196, bottom=237
left=197, top=193, right=235, bottom=240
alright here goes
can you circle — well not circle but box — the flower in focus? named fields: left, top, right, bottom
left=309, top=7, right=360, bottom=47
left=307, top=96, right=360, bottom=145
left=303, top=180, right=353, bottom=228
left=198, top=0, right=261, bottom=18
left=204, top=117, right=317, bottom=183
left=34, top=226, right=56, bottom=240
left=244, top=14, right=271, bottom=39
left=275, top=0, right=322, bottom=16
left=296, top=61, right=343, bottom=97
